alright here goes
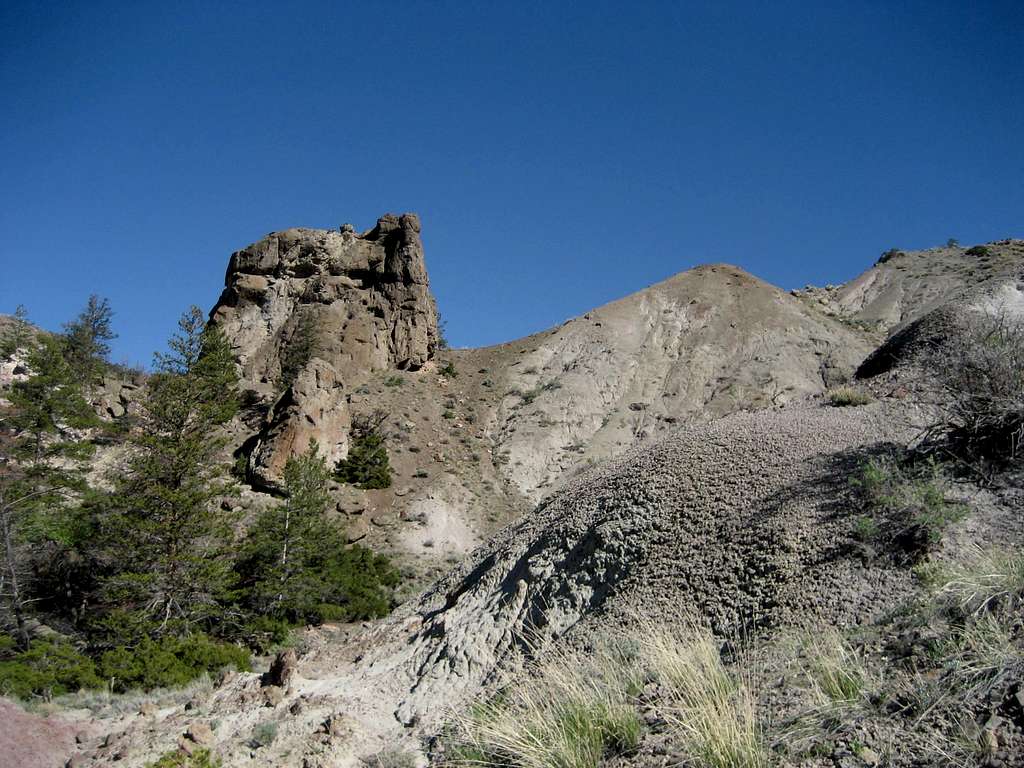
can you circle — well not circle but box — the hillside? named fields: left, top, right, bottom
left=3, top=224, right=1024, bottom=768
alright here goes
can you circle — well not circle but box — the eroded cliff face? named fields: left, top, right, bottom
left=210, top=213, right=439, bottom=488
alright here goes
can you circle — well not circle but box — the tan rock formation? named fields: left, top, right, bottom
left=210, top=213, right=439, bottom=488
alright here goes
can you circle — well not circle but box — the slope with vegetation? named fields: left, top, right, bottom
left=1, top=227, right=1022, bottom=768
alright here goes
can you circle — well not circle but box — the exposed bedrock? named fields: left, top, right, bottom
left=209, top=213, right=439, bottom=489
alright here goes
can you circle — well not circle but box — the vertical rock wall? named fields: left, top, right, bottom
left=209, top=213, right=439, bottom=489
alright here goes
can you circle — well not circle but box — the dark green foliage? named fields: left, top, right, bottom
left=7, top=336, right=97, bottom=460
left=336, top=432, right=391, bottom=489
left=439, top=360, right=458, bottom=378
left=0, top=305, right=32, bottom=358
left=237, top=442, right=399, bottom=626
left=877, top=248, right=903, bottom=264
left=2, top=336, right=96, bottom=649
left=98, top=634, right=250, bottom=692
left=965, top=245, right=992, bottom=258
left=946, top=238, right=959, bottom=248
left=61, top=294, right=116, bottom=384
left=0, top=634, right=102, bottom=699
left=335, top=411, right=392, bottom=489
left=277, top=311, right=317, bottom=392
left=94, top=307, right=239, bottom=642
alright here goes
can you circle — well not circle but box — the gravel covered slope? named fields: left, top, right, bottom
left=368, top=397, right=918, bottom=725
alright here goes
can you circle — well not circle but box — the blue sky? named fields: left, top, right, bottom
left=1, top=1, right=1021, bottom=366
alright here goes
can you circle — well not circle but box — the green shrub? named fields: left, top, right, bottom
left=383, top=375, right=404, bottom=387
left=439, top=360, right=458, bottom=378
left=877, top=248, right=904, bottom=264
left=965, top=245, right=992, bottom=258
left=98, top=634, right=250, bottom=692
left=364, top=748, right=418, bottom=768
left=251, top=721, right=278, bottom=748
left=0, top=636, right=102, bottom=699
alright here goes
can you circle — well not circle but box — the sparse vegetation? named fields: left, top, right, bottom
left=148, top=748, right=221, bottom=768
left=827, top=386, right=873, bottom=407
left=439, top=360, right=458, bottom=378
left=921, top=309, right=1024, bottom=465
left=851, top=454, right=965, bottom=559
left=965, top=245, right=992, bottom=258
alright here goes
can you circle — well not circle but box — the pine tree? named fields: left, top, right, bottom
left=96, top=307, right=239, bottom=642
left=335, top=410, right=392, bottom=489
left=237, top=440, right=399, bottom=627
left=1, top=305, right=32, bottom=358
left=1, top=336, right=95, bottom=649
left=62, top=295, right=116, bottom=385
left=239, top=441, right=332, bottom=618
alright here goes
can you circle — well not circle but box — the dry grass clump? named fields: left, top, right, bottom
left=797, top=628, right=870, bottom=706
left=919, top=548, right=1024, bottom=702
left=643, top=624, right=768, bottom=768
left=446, top=637, right=643, bottom=768
left=446, top=621, right=767, bottom=768
left=772, top=628, right=874, bottom=757
left=927, top=547, right=1024, bottom=617
left=827, top=386, right=874, bottom=407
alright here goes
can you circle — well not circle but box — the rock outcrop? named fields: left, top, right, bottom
left=210, top=213, right=439, bottom=488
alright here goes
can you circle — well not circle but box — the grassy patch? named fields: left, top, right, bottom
left=827, top=386, right=874, bottom=407
left=447, top=637, right=644, bottom=768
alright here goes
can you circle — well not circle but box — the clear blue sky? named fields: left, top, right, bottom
left=1, top=1, right=1021, bottom=367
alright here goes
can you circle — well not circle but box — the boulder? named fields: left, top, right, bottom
left=262, top=648, right=297, bottom=689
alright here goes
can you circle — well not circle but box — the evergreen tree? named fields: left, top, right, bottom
left=237, top=440, right=398, bottom=627
left=1, top=336, right=95, bottom=649
left=335, top=410, right=392, bottom=489
left=1, top=305, right=32, bottom=358
left=276, top=311, right=317, bottom=392
left=96, top=307, right=239, bottom=642
left=62, top=295, right=116, bottom=384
